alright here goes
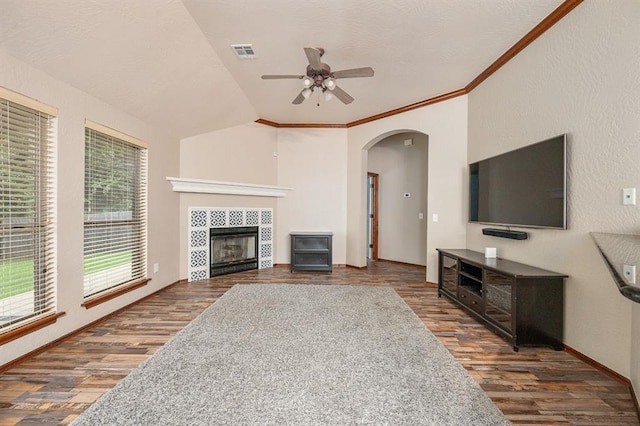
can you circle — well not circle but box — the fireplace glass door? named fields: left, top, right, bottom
left=210, top=226, right=258, bottom=276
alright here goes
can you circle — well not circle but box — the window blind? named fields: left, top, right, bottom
left=0, top=92, right=56, bottom=332
left=83, top=126, right=147, bottom=298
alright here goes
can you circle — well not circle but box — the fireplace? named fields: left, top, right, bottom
left=210, top=226, right=259, bottom=277
left=187, top=207, right=273, bottom=282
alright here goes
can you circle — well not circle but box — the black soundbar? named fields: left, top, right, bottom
left=482, top=228, right=528, bottom=240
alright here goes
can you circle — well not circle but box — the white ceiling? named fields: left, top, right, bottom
left=0, top=0, right=565, bottom=139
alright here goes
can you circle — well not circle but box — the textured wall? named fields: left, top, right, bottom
left=275, top=128, right=349, bottom=265
left=467, top=1, right=640, bottom=379
left=179, top=126, right=349, bottom=268
left=346, top=95, right=468, bottom=281
left=178, top=123, right=279, bottom=277
left=180, top=123, right=278, bottom=183
left=178, top=95, right=468, bottom=280
left=0, top=50, right=181, bottom=367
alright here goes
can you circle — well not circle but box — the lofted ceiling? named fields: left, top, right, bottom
left=0, top=0, right=567, bottom=139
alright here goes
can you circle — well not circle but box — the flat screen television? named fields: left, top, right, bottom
left=469, top=134, right=567, bottom=229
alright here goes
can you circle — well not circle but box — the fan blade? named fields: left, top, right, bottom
left=292, top=91, right=306, bottom=104
left=262, top=74, right=304, bottom=79
left=331, top=85, right=354, bottom=104
left=331, top=67, right=374, bottom=79
left=304, top=47, right=323, bottom=71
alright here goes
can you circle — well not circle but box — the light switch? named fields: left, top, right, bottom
left=623, top=188, right=636, bottom=205
left=418, top=213, right=424, bottom=220
left=432, top=213, right=438, bottom=222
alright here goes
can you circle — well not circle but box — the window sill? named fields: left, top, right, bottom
left=0, top=312, right=66, bottom=346
left=82, top=278, right=151, bottom=309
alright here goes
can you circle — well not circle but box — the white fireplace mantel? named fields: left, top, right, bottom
left=167, top=177, right=292, bottom=198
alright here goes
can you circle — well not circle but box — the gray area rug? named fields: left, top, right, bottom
left=73, top=284, right=509, bottom=425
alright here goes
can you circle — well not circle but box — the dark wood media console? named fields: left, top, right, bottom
left=437, top=249, right=566, bottom=351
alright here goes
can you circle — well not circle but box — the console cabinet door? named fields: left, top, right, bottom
left=440, top=255, right=458, bottom=296
left=484, top=270, right=513, bottom=333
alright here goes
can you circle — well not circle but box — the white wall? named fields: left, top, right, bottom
left=467, top=0, right=639, bottom=380
left=179, top=109, right=463, bottom=276
left=368, top=132, right=428, bottom=265
left=275, top=128, right=348, bottom=265
left=179, top=125, right=349, bottom=269
left=178, top=123, right=279, bottom=277
left=180, top=123, right=279, bottom=183
left=346, top=95, right=468, bottom=282
left=0, top=50, right=181, bottom=366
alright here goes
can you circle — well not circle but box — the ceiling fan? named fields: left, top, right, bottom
left=261, top=47, right=374, bottom=105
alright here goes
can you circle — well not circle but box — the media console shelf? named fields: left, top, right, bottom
left=437, top=248, right=566, bottom=351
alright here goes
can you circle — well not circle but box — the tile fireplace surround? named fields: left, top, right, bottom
left=188, top=207, right=273, bottom=282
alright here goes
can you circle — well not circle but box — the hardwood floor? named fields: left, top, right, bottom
left=0, top=261, right=638, bottom=425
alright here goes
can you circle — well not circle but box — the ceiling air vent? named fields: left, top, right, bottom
left=231, top=44, right=257, bottom=59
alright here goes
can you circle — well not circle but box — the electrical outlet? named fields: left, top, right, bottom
left=623, top=264, right=636, bottom=285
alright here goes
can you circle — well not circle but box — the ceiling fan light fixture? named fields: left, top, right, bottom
left=323, top=88, right=334, bottom=102
left=324, top=78, right=336, bottom=90
left=301, top=88, right=313, bottom=99
left=262, top=47, right=373, bottom=105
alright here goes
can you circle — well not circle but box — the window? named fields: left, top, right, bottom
left=0, top=87, right=57, bottom=335
left=83, top=121, right=147, bottom=302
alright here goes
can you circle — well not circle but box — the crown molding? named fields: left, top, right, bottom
left=254, top=0, right=583, bottom=130
left=346, top=89, right=468, bottom=127
left=255, top=90, right=466, bottom=129
left=255, top=119, right=346, bottom=129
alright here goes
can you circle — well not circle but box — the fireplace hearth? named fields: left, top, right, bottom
left=210, top=226, right=258, bottom=276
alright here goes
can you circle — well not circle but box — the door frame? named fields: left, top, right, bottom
left=367, top=172, right=379, bottom=260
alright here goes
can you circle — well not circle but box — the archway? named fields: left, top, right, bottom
left=364, top=130, right=429, bottom=267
